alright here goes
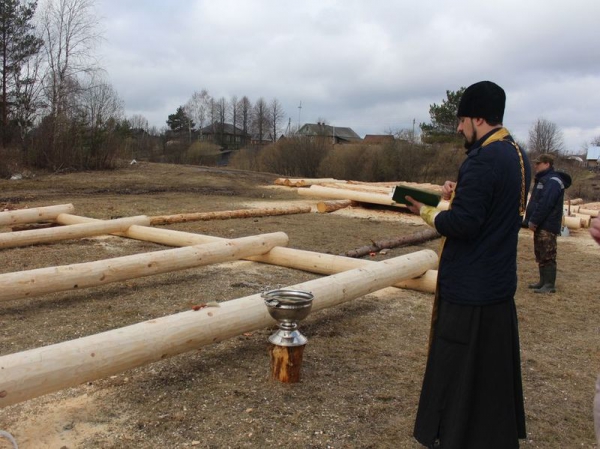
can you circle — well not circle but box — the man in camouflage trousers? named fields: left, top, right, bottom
left=524, top=153, right=571, bottom=293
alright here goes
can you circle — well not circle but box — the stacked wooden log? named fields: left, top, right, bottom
left=274, top=177, right=594, bottom=230
left=563, top=201, right=600, bottom=229
left=274, top=177, right=447, bottom=213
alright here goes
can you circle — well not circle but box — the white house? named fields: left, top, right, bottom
left=585, top=145, right=600, bottom=167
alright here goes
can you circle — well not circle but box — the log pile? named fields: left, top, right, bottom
left=273, top=177, right=595, bottom=230
left=276, top=177, right=446, bottom=213
left=563, top=201, right=599, bottom=229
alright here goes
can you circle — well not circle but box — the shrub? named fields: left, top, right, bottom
left=185, top=141, right=221, bottom=166
left=229, top=147, right=262, bottom=171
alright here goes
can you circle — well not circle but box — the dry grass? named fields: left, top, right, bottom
left=0, top=161, right=598, bottom=448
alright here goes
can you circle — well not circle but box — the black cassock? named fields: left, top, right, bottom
left=414, top=297, right=526, bottom=449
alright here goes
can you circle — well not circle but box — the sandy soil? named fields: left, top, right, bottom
left=0, top=162, right=598, bottom=448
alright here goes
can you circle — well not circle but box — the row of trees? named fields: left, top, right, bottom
left=166, top=91, right=287, bottom=147
left=0, top=0, right=131, bottom=171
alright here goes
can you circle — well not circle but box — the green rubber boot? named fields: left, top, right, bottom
left=534, top=265, right=556, bottom=294
left=528, top=266, right=544, bottom=289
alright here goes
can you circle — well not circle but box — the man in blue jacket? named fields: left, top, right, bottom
left=524, top=153, right=571, bottom=293
left=406, top=81, right=530, bottom=449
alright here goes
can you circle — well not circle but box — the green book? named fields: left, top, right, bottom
left=392, top=185, right=441, bottom=207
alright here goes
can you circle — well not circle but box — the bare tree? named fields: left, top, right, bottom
left=394, top=127, right=418, bottom=144
left=217, top=97, right=226, bottom=125
left=77, top=74, right=123, bottom=168
left=40, top=0, right=101, bottom=117
left=591, top=135, right=600, bottom=146
left=79, top=74, right=122, bottom=126
left=207, top=97, right=217, bottom=132
left=12, top=48, right=45, bottom=146
left=269, top=98, right=285, bottom=143
left=185, top=89, right=211, bottom=136
left=229, top=95, right=238, bottom=146
left=238, top=96, right=251, bottom=137
left=216, top=96, right=227, bottom=145
left=128, top=114, right=148, bottom=132
left=251, top=97, right=269, bottom=143
left=528, top=118, right=565, bottom=155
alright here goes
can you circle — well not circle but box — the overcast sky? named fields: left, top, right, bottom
left=96, top=0, right=600, bottom=152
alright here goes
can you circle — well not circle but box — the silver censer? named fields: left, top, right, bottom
left=263, top=289, right=314, bottom=347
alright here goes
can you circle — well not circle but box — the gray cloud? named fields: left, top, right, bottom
left=97, top=0, right=600, bottom=150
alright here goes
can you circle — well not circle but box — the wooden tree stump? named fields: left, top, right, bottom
left=269, top=344, right=306, bottom=383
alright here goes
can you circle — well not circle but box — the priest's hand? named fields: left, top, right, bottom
left=405, top=196, right=424, bottom=215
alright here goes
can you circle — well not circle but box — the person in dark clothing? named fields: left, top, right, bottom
left=406, top=81, right=530, bottom=449
left=523, top=153, right=571, bottom=293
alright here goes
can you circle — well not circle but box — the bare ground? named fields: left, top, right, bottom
left=0, top=162, right=598, bottom=448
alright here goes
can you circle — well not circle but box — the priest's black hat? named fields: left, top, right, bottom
left=457, top=81, right=506, bottom=124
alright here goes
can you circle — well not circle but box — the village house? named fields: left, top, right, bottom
left=198, top=123, right=251, bottom=150
left=585, top=145, right=600, bottom=168
left=297, top=123, right=362, bottom=144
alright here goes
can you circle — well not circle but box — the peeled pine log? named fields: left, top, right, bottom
left=344, top=228, right=441, bottom=258
left=316, top=200, right=353, bottom=213
left=274, top=177, right=339, bottom=187
left=563, top=215, right=583, bottom=229
left=396, top=268, right=437, bottom=292
left=0, top=204, right=75, bottom=227
left=0, top=249, right=438, bottom=408
left=249, top=246, right=439, bottom=294
left=569, top=198, right=584, bottom=205
left=319, top=182, right=391, bottom=195
left=298, top=185, right=402, bottom=208
left=348, top=180, right=443, bottom=192
left=0, top=232, right=288, bottom=302
left=55, top=214, right=438, bottom=293
left=0, top=215, right=150, bottom=249
left=150, top=205, right=311, bottom=225
left=573, top=213, right=591, bottom=227
left=299, top=184, right=446, bottom=210
left=578, top=208, right=599, bottom=218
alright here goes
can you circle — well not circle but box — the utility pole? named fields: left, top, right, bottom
left=298, top=101, right=302, bottom=129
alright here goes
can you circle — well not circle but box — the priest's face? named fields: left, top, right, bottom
left=457, top=117, right=476, bottom=149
